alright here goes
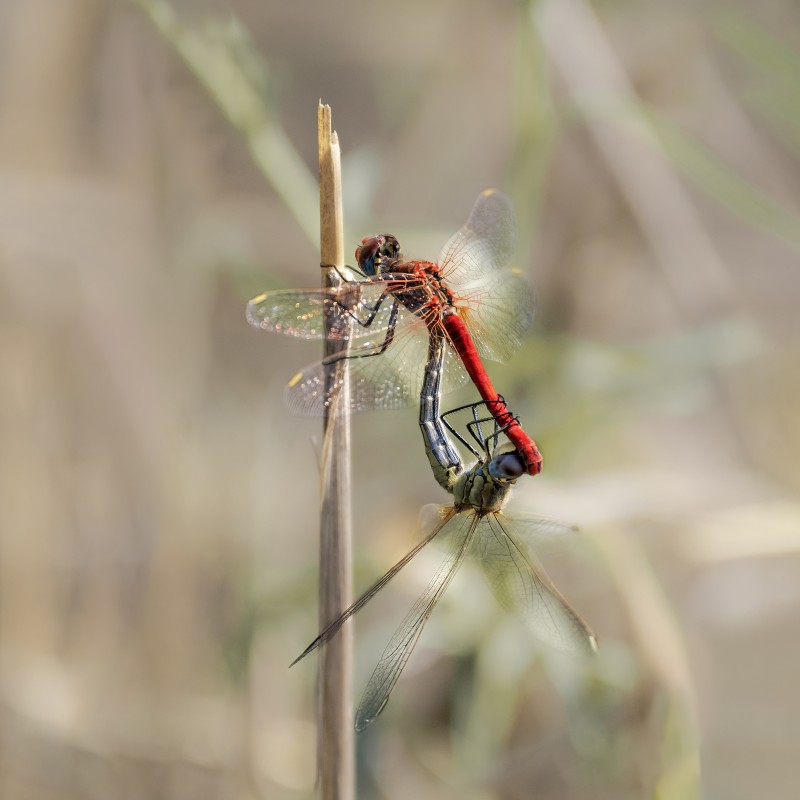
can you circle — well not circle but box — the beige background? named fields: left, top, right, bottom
left=1, top=1, right=798, bottom=798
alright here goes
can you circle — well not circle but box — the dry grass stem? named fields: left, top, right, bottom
left=316, top=101, right=354, bottom=800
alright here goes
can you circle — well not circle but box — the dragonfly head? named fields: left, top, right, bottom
left=487, top=448, right=526, bottom=482
left=356, top=234, right=401, bottom=276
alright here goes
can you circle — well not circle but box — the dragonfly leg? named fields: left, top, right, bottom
left=323, top=298, right=401, bottom=366
left=351, top=288, right=396, bottom=327
left=468, top=402, right=494, bottom=457
left=440, top=398, right=519, bottom=461
left=331, top=285, right=395, bottom=331
left=467, top=401, right=519, bottom=459
left=330, top=263, right=367, bottom=282
left=442, top=408, right=483, bottom=460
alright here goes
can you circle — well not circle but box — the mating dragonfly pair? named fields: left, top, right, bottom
left=248, top=190, right=596, bottom=731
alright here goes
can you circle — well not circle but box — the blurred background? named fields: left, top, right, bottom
left=1, top=0, right=799, bottom=798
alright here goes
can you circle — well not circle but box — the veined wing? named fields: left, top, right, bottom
left=355, top=509, right=479, bottom=731
left=437, top=189, right=517, bottom=288
left=246, top=279, right=418, bottom=342
left=290, top=508, right=459, bottom=668
left=499, top=514, right=581, bottom=554
left=455, top=268, right=535, bottom=363
left=474, top=513, right=597, bottom=656
left=283, top=312, right=469, bottom=416
left=436, top=190, right=534, bottom=363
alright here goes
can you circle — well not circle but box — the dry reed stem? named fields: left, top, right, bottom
left=316, top=102, right=354, bottom=800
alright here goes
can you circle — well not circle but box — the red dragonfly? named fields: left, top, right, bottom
left=247, top=189, right=542, bottom=474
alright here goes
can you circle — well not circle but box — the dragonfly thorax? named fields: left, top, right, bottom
left=452, top=460, right=518, bottom=514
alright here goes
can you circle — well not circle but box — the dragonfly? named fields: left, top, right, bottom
left=291, top=335, right=596, bottom=730
left=247, top=189, right=542, bottom=474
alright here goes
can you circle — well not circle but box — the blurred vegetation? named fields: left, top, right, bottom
left=1, top=1, right=799, bottom=799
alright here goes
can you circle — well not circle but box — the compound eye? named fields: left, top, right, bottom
left=356, top=237, right=381, bottom=275
left=488, top=452, right=525, bottom=481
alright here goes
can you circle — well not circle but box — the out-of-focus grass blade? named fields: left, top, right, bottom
left=680, top=500, right=800, bottom=564
left=510, top=3, right=557, bottom=258
left=654, top=700, right=702, bottom=800
left=136, top=0, right=321, bottom=249
left=714, top=14, right=800, bottom=159
left=644, top=111, right=800, bottom=253
left=715, top=14, right=800, bottom=94
left=743, top=88, right=800, bottom=159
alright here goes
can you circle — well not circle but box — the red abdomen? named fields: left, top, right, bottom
left=442, top=313, right=542, bottom=475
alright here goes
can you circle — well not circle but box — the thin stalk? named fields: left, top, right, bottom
left=317, top=102, right=354, bottom=800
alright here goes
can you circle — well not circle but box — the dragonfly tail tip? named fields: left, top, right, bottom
left=354, top=716, right=371, bottom=733
left=288, top=650, right=308, bottom=668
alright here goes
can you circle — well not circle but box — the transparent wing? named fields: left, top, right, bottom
left=456, top=269, right=535, bottom=363
left=438, top=189, right=517, bottom=287
left=436, top=190, right=534, bottom=363
left=246, top=280, right=409, bottom=342
left=501, top=514, right=581, bottom=554
left=355, top=510, right=479, bottom=731
left=283, top=316, right=469, bottom=416
left=289, top=508, right=456, bottom=668
left=473, top=513, right=597, bottom=656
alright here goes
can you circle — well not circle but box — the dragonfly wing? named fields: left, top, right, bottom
left=283, top=317, right=469, bottom=416
left=290, top=508, right=458, bottom=668
left=457, top=269, right=535, bottom=363
left=246, top=283, right=399, bottom=342
left=474, top=513, right=597, bottom=656
left=438, top=189, right=517, bottom=286
left=436, top=190, right=534, bottom=363
left=355, top=510, right=479, bottom=731
left=497, top=514, right=581, bottom=555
